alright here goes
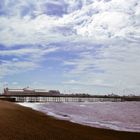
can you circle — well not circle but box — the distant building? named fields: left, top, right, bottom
left=3, top=88, right=60, bottom=96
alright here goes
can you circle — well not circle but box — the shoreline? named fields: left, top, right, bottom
left=18, top=102, right=140, bottom=133
left=0, top=101, right=140, bottom=140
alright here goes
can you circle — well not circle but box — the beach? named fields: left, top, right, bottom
left=0, top=101, right=140, bottom=140
left=19, top=102, right=140, bottom=132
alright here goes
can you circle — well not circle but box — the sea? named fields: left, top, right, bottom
left=18, top=101, right=140, bottom=132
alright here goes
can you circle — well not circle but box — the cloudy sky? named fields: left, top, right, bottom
left=0, top=0, right=140, bottom=95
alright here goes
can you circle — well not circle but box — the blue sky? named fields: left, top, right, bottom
left=0, top=0, right=140, bottom=95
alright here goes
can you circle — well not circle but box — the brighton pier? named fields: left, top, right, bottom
left=0, top=88, right=139, bottom=102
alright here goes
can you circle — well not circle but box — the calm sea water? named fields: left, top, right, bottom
left=19, top=102, right=140, bottom=132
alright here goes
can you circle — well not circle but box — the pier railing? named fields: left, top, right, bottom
left=0, top=95, right=123, bottom=102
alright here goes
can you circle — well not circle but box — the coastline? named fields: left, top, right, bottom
left=18, top=102, right=140, bottom=133
left=0, top=101, right=140, bottom=140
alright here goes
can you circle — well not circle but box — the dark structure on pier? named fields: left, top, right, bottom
left=3, top=88, right=60, bottom=96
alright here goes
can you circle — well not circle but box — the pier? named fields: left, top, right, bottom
left=0, top=88, right=139, bottom=102
left=9, top=95, right=123, bottom=102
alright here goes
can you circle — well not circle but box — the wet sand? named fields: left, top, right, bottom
left=0, top=101, right=139, bottom=140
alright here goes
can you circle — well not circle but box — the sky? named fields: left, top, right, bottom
left=0, top=0, right=140, bottom=95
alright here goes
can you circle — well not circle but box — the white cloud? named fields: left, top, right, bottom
left=0, top=60, right=39, bottom=77
left=0, top=0, right=139, bottom=46
left=0, top=15, right=67, bottom=46
left=0, top=46, right=58, bottom=57
left=0, top=0, right=140, bottom=95
left=12, top=82, right=18, bottom=85
left=63, top=42, right=140, bottom=91
left=0, top=46, right=58, bottom=78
